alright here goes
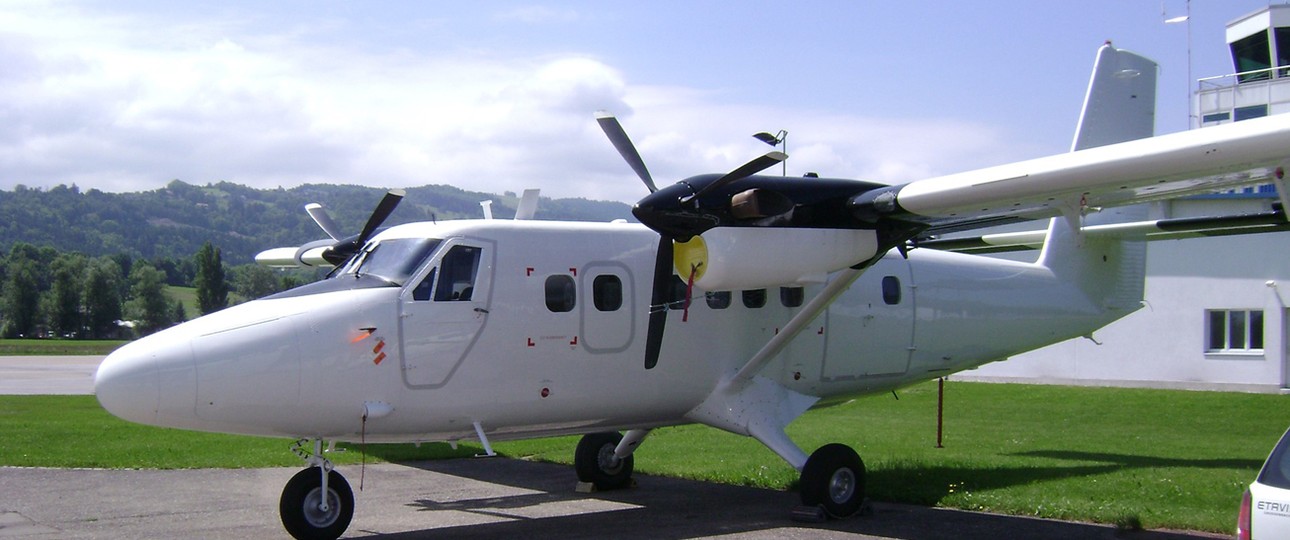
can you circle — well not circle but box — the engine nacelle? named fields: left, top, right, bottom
left=674, top=228, right=879, bottom=291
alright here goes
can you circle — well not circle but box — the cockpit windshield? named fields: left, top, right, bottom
left=340, top=238, right=441, bottom=285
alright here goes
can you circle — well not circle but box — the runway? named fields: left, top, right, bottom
left=0, top=355, right=103, bottom=395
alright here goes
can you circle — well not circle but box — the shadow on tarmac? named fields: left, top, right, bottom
left=349, top=457, right=1223, bottom=540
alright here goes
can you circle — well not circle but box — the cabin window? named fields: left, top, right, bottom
left=1206, top=309, right=1264, bottom=353
left=545, top=275, right=576, bottom=312
left=346, top=238, right=440, bottom=285
left=742, top=289, right=767, bottom=309
left=882, top=276, right=902, bottom=305
left=433, top=246, right=481, bottom=301
left=705, top=291, right=731, bottom=310
left=780, top=287, right=804, bottom=307
left=592, top=275, right=622, bottom=312
left=412, top=268, right=436, bottom=301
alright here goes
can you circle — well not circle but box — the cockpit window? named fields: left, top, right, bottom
left=342, top=238, right=440, bottom=285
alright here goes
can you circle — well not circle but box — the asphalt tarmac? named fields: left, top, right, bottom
left=0, top=357, right=1227, bottom=539
left=0, top=355, right=102, bottom=395
left=0, top=458, right=1225, bottom=540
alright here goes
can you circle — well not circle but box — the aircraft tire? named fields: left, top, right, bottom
left=574, top=432, right=634, bottom=490
left=279, top=468, right=354, bottom=540
left=800, top=443, right=865, bottom=518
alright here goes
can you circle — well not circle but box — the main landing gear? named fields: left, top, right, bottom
left=574, top=431, right=639, bottom=490
left=798, top=443, right=866, bottom=518
left=280, top=439, right=354, bottom=540
left=574, top=431, right=866, bottom=521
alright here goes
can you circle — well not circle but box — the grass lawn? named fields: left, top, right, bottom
left=0, top=381, right=1283, bottom=533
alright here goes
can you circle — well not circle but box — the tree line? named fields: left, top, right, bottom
left=0, top=241, right=315, bottom=339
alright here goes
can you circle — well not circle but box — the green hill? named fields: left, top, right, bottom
left=0, top=181, right=632, bottom=265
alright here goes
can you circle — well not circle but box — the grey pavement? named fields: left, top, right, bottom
left=0, top=459, right=1224, bottom=540
left=0, top=357, right=1228, bottom=539
left=0, top=356, right=103, bottom=395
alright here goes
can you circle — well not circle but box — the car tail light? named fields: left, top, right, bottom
left=1239, top=489, right=1252, bottom=540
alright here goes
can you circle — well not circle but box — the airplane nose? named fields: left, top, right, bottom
left=95, top=334, right=195, bottom=427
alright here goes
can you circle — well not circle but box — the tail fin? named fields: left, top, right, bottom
left=1040, top=44, right=1157, bottom=315
left=1070, top=43, right=1157, bottom=152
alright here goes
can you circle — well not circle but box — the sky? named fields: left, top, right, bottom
left=0, top=0, right=1280, bottom=203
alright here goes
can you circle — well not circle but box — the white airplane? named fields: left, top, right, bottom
left=94, top=44, right=1290, bottom=540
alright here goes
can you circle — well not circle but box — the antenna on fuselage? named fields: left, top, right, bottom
left=480, top=200, right=494, bottom=220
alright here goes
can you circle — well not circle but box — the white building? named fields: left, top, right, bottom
left=958, top=6, right=1290, bottom=393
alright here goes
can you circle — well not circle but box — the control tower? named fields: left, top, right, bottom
left=1196, top=5, right=1290, bottom=126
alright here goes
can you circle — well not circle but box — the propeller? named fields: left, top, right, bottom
left=597, top=112, right=786, bottom=369
left=596, top=111, right=658, bottom=193
left=684, top=151, right=787, bottom=203
left=305, top=203, right=344, bottom=241
left=318, top=189, right=407, bottom=266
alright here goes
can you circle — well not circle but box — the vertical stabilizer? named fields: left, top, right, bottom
left=1041, top=44, right=1157, bottom=316
left=1070, top=43, right=1157, bottom=151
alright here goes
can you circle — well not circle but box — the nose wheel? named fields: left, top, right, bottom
left=280, top=439, right=353, bottom=540
left=280, top=467, right=354, bottom=540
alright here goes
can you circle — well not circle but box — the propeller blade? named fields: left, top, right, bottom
left=305, top=203, right=344, bottom=241
left=356, top=189, right=407, bottom=245
left=690, top=151, right=787, bottom=201
left=596, top=111, right=658, bottom=193
left=320, top=189, right=407, bottom=266
left=644, top=236, right=673, bottom=370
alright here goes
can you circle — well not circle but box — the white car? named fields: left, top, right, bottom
left=1240, top=426, right=1290, bottom=539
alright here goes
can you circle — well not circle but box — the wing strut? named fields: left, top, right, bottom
left=728, top=265, right=867, bottom=385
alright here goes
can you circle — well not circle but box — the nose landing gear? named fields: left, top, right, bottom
left=280, top=439, right=354, bottom=540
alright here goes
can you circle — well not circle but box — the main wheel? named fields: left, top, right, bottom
left=574, top=432, right=634, bottom=490
left=280, top=468, right=354, bottom=540
left=799, top=443, right=865, bottom=518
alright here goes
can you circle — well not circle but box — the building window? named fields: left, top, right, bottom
left=742, top=289, right=767, bottom=309
left=1206, top=309, right=1264, bottom=353
left=780, top=287, right=804, bottom=308
left=545, top=275, right=576, bottom=312
left=705, top=291, right=731, bottom=310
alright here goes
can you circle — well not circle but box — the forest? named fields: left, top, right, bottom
left=0, top=181, right=632, bottom=338
left=0, top=180, right=631, bottom=264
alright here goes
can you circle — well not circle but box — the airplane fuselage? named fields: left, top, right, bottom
left=96, top=219, right=1122, bottom=445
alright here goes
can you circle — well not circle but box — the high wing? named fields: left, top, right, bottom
left=851, top=114, right=1290, bottom=230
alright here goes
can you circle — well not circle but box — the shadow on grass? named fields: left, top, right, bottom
left=870, top=449, right=1262, bottom=506
left=1011, top=449, right=1262, bottom=470
left=868, top=462, right=1122, bottom=505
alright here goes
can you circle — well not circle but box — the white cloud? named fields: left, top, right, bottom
left=0, top=3, right=1040, bottom=204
